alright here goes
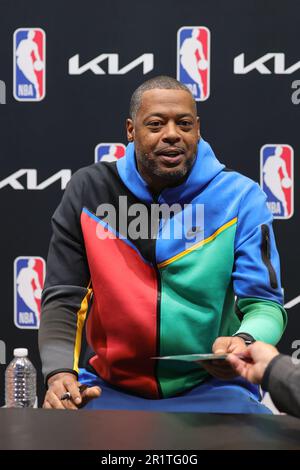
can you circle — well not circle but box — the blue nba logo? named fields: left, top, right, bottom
left=13, top=28, right=46, bottom=101
left=14, top=257, right=45, bottom=329
left=177, top=27, right=210, bottom=101
left=95, top=143, right=126, bottom=163
left=260, top=144, right=294, bottom=219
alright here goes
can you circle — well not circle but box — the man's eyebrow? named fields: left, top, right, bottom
left=143, top=113, right=195, bottom=120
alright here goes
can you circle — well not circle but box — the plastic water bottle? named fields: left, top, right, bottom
left=5, top=348, right=37, bottom=408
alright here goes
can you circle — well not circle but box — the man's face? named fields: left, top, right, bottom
left=126, top=89, right=200, bottom=193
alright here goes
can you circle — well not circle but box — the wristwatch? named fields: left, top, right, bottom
left=233, top=332, right=256, bottom=346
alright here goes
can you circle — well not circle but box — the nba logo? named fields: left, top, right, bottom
left=95, top=143, right=126, bottom=163
left=260, top=144, right=294, bottom=219
left=13, top=28, right=46, bottom=101
left=14, top=257, right=45, bottom=329
left=177, top=26, right=210, bottom=101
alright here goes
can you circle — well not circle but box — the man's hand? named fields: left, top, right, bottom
left=200, top=336, right=248, bottom=380
left=43, top=372, right=101, bottom=409
left=227, top=341, right=279, bottom=384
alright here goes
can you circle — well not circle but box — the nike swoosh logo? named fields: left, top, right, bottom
left=186, top=226, right=203, bottom=238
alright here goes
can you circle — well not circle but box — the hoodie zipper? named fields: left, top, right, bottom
left=153, top=264, right=163, bottom=398
left=152, top=193, right=163, bottom=398
left=261, top=224, right=278, bottom=289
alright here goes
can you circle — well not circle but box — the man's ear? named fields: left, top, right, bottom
left=197, top=116, right=201, bottom=141
left=126, top=118, right=134, bottom=142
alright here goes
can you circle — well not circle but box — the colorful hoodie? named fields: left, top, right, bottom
left=39, top=139, right=287, bottom=398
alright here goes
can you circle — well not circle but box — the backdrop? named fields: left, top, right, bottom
left=0, top=0, right=299, bottom=405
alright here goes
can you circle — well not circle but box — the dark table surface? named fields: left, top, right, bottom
left=0, top=409, right=300, bottom=450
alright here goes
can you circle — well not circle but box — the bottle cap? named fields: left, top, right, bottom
left=13, top=348, right=28, bottom=357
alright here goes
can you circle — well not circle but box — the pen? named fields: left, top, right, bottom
left=60, top=384, right=88, bottom=401
left=60, top=392, right=71, bottom=401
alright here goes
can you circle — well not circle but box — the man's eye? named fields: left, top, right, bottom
left=148, top=121, right=162, bottom=127
left=179, top=121, right=192, bottom=127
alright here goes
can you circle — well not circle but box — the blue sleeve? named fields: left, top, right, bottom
left=233, top=182, right=283, bottom=304
left=232, top=182, right=287, bottom=342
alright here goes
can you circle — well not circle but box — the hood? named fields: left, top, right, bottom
left=116, top=138, right=225, bottom=205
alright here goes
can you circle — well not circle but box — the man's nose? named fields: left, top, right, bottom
left=162, top=122, right=181, bottom=143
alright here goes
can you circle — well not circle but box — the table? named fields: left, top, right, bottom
left=0, top=409, right=300, bottom=450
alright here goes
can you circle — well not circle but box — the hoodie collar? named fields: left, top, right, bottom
left=116, top=138, right=225, bottom=205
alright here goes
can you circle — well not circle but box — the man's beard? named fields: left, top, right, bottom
left=142, top=153, right=195, bottom=183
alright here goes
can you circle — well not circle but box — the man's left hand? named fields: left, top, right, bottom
left=200, top=336, right=248, bottom=380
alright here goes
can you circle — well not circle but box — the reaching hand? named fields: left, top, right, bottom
left=200, top=336, right=248, bottom=380
left=227, top=341, right=279, bottom=384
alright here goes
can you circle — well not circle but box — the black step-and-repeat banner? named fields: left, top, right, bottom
left=0, top=0, right=299, bottom=405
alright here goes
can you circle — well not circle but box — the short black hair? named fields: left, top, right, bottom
left=129, top=75, right=196, bottom=120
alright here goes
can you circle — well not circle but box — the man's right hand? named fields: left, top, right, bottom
left=43, top=372, right=101, bottom=410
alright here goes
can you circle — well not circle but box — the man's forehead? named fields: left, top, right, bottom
left=138, top=88, right=196, bottom=115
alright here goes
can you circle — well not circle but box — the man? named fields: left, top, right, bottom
left=228, top=342, right=300, bottom=418
left=39, top=76, right=287, bottom=411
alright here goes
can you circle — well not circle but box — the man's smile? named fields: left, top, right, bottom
left=157, top=154, right=184, bottom=165
left=155, top=146, right=185, bottom=165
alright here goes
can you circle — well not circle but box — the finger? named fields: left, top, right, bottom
left=227, top=354, right=250, bottom=376
left=229, top=350, right=254, bottom=367
left=64, top=380, right=82, bottom=406
left=227, top=354, right=244, bottom=372
left=226, top=353, right=240, bottom=367
left=234, top=362, right=250, bottom=378
left=61, top=396, right=79, bottom=410
left=241, top=347, right=253, bottom=358
left=43, top=400, right=52, bottom=409
left=228, top=341, right=248, bottom=354
left=47, top=380, right=70, bottom=398
left=46, top=391, right=67, bottom=410
left=63, top=401, right=79, bottom=410
left=81, top=386, right=102, bottom=399
left=212, top=337, right=230, bottom=354
left=79, top=387, right=102, bottom=408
